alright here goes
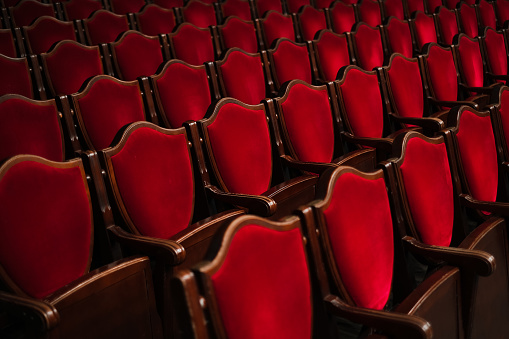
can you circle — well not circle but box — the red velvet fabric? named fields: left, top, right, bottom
left=171, top=24, right=214, bottom=65
left=386, top=18, right=413, bottom=58
left=458, top=4, right=478, bottom=38
left=220, top=18, right=258, bottom=54
left=43, top=42, right=104, bottom=96
left=445, top=0, right=460, bottom=9
left=279, top=83, right=334, bottom=162
left=339, top=68, right=384, bottom=138
left=427, top=45, right=458, bottom=101
left=330, top=1, right=356, bottom=33
left=437, top=7, right=459, bottom=45
left=211, top=225, right=312, bottom=339
left=323, top=173, right=393, bottom=310
left=286, top=0, right=310, bottom=13
left=137, top=5, right=177, bottom=35
left=153, top=0, right=184, bottom=9
left=113, top=32, right=164, bottom=81
left=0, top=160, right=91, bottom=299
left=256, top=0, right=283, bottom=17
left=478, top=0, right=497, bottom=29
left=183, top=0, right=217, bottom=28
left=110, top=127, right=194, bottom=238
left=455, top=109, right=498, bottom=203
left=0, top=29, right=17, bottom=58
left=155, top=62, right=211, bottom=127
left=26, top=17, right=77, bottom=55
left=219, top=50, right=266, bottom=105
left=414, top=12, right=437, bottom=49
left=206, top=102, right=272, bottom=195
left=358, top=0, right=382, bottom=27
left=109, top=0, right=145, bottom=14
left=388, top=56, right=424, bottom=119
left=13, top=0, right=55, bottom=27
left=400, top=137, right=454, bottom=246
left=299, top=6, right=327, bottom=41
left=353, top=25, right=384, bottom=71
left=500, top=90, right=509, bottom=152
left=272, top=40, right=312, bottom=86
left=0, top=55, right=33, bottom=98
left=458, top=36, right=484, bottom=88
left=261, top=12, right=295, bottom=47
left=315, top=0, right=333, bottom=9
left=63, top=0, right=102, bottom=21
left=222, top=0, right=251, bottom=21
left=484, top=29, right=507, bottom=81
left=76, top=77, right=145, bottom=150
left=85, top=10, right=129, bottom=45
left=427, top=0, right=443, bottom=12
left=497, top=0, right=509, bottom=25
left=315, top=31, right=350, bottom=82
left=0, top=97, right=63, bottom=162
left=384, top=0, right=405, bottom=20
left=407, top=0, right=425, bottom=15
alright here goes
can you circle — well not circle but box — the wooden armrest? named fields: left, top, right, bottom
left=280, top=155, right=337, bottom=175
left=427, top=96, right=479, bottom=110
left=459, top=83, right=500, bottom=95
left=206, top=184, right=277, bottom=216
left=388, top=113, right=444, bottom=133
left=486, top=73, right=509, bottom=81
left=341, top=132, right=393, bottom=153
left=459, top=193, right=509, bottom=216
left=324, top=295, right=432, bottom=339
left=402, top=236, right=494, bottom=276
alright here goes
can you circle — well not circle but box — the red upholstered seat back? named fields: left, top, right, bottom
left=399, top=136, right=454, bottom=246
left=427, top=0, right=443, bottom=13
left=0, top=29, right=17, bottom=58
left=62, top=0, right=102, bottom=21
left=286, top=0, right=310, bottom=13
left=84, top=10, right=129, bottom=45
left=210, top=223, right=312, bottom=339
left=497, top=0, right=509, bottom=26
left=478, top=0, right=497, bottom=29
left=205, top=101, right=273, bottom=195
left=112, top=31, right=164, bottom=81
left=73, top=76, right=146, bottom=150
left=25, top=16, right=77, bottom=55
left=182, top=0, right=217, bottom=28
left=352, top=24, right=384, bottom=71
left=315, top=0, right=333, bottom=8
left=278, top=81, right=335, bottom=163
left=153, top=0, right=184, bottom=8
left=218, top=49, right=266, bottom=105
left=298, top=5, right=327, bottom=41
left=107, top=124, right=195, bottom=239
left=426, top=44, right=458, bottom=101
left=458, top=3, right=479, bottom=38
left=42, top=41, right=104, bottom=96
left=338, top=67, right=384, bottom=138
left=270, top=39, right=312, bottom=87
left=322, top=170, right=394, bottom=310
left=0, top=157, right=92, bottom=299
left=387, top=55, right=424, bottom=119
left=12, top=0, right=55, bottom=27
left=136, top=4, right=177, bottom=35
left=437, top=7, right=459, bottom=45
left=109, top=0, right=145, bottom=14
left=0, top=55, right=34, bottom=98
left=0, top=96, right=63, bottom=163
left=445, top=0, right=460, bottom=9
left=219, top=17, right=258, bottom=54
left=457, top=35, right=484, bottom=88
left=499, top=90, right=509, bottom=153
left=170, top=23, right=215, bottom=65
left=413, top=11, right=437, bottom=50
left=314, top=30, right=350, bottom=82
left=255, top=0, right=283, bottom=17
left=385, top=18, right=413, bottom=58
left=153, top=61, right=212, bottom=127
left=330, top=1, right=356, bottom=33
left=260, top=11, right=295, bottom=47
left=383, top=0, right=405, bottom=20
left=407, top=0, right=425, bottom=16
left=483, top=28, right=507, bottom=82
left=358, top=0, right=383, bottom=27
left=221, top=0, right=251, bottom=21
left=455, top=109, right=498, bottom=203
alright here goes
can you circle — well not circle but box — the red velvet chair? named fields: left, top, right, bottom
left=0, top=155, right=163, bottom=339
left=69, top=75, right=153, bottom=151
left=214, top=48, right=269, bottom=105
left=426, top=0, right=444, bottom=14
left=108, top=0, right=145, bottom=14
left=61, top=0, right=103, bottom=21
left=286, top=0, right=310, bottom=13
left=110, top=30, right=169, bottom=81
left=346, top=22, right=386, bottom=71
left=252, top=0, right=283, bottom=17
left=265, top=38, right=316, bottom=92
left=481, top=27, right=509, bottom=84
left=217, top=0, right=252, bottom=21
left=22, top=16, right=79, bottom=55
left=388, top=130, right=509, bottom=339
left=0, top=27, right=24, bottom=57
left=382, top=0, right=405, bottom=20
left=134, top=4, right=179, bottom=36
left=477, top=0, right=497, bottom=30
left=0, top=94, right=66, bottom=163
left=255, top=10, right=296, bottom=49
left=295, top=5, right=329, bottom=42
left=181, top=0, right=218, bottom=28
left=382, top=16, right=414, bottom=58
left=434, top=6, right=460, bottom=45
left=143, top=59, right=219, bottom=128
left=40, top=40, right=110, bottom=97
left=457, top=2, right=479, bottom=39
left=496, top=0, right=509, bottom=28
left=491, top=86, right=509, bottom=162
left=410, top=11, right=438, bottom=52
left=214, top=16, right=260, bottom=55
left=329, top=0, right=357, bottom=34
left=195, top=98, right=318, bottom=218
left=82, top=9, right=130, bottom=45
left=312, top=29, right=352, bottom=82
left=152, top=0, right=184, bottom=9
left=169, top=23, right=216, bottom=65
left=8, top=0, right=56, bottom=27
left=0, top=54, right=45, bottom=99
left=406, top=0, right=426, bottom=17
left=357, top=0, right=383, bottom=27
left=314, top=0, right=334, bottom=9
left=445, top=0, right=460, bottom=9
